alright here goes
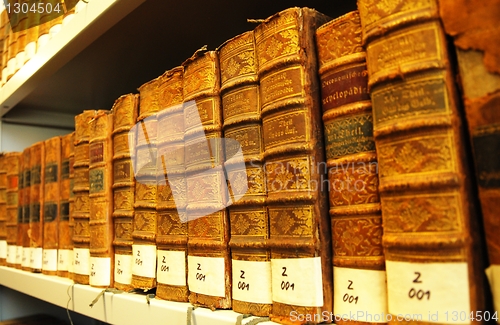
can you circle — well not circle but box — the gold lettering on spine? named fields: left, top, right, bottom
left=260, top=66, right=304, bottom=107
left=222, top=86, right=260, bottom=121
left=263, top=110, right=307, bottom=149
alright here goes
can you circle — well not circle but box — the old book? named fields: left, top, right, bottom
left=315, top=11, right=387, bottom=323
left=13, top=152, right=24, bottom=269
left=68, top=132, right=75, bottom=279
left=1, top=9, right=10, bottom=85
left=112, top=94, right=138, bottom=291
left=358, top=0, right=488, bottom=322
left=24, top=2, right=38, bottom=63
left=183, top=49, right=231, bottom=310
left=89, top=110, right=114, bottom=288
left=254, top=7, right=332, bottom=324
left=19, top=147, right=31, bottom=270
left=155, top=67, right=188, bottom=302
left=219, top=31, right=270, bottom=315
left=5, top=152, right=20, bottom=268
left=73, top=110, right=95, bottom=284
left=58, top=133, right=73, bottom=278
left=0, top=154, right=6, bottom=265
left=42, top=136, right=61, bottom=276
left=29, top=141, right=44, bottom=272
left=132, top=76, right=160, bottom=290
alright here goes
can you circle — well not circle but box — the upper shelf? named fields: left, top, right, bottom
left=0, top=0, right=356, bottom=129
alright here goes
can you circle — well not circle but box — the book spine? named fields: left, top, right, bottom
left=6, top=152, right=20, bottom=267
left=25, top=5, right=39, bottom=61
left=58, top=132, right=73, bottom=278
left=68, top=132, right=75, bottom=278
left=89, top=110, right=114, bottom=288
left=358, top=0, right=487, bottom=322
left=112, top=93, right=138, bottom=291
left=29, top=142, right=44, bottom=272
left=155, top=67, right=188, bottom=302
left=219, top=30, right=271, bottom=316
left=14, top=152, right=24, bottom=269
left=42, top=136, right=61, bottom=275
left=254, top=7, right=332, bottom=323
left=0, top=154, right=6, bottom=265
left=20, top=148, right=31, bottom=270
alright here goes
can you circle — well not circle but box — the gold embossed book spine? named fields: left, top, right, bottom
left=183, top=50, right=231, bottom=309
left=155, top=67, right=188, bottom=302
left=315, top=11, right=387, bottom=324
left=132, top=76, right=160, bottom=290
left=358, top=0, right=487, bottom=322
left=43, top=136, right=61, bottom=276
left=6, top=152, right=20, bottom=268
left=29, top=141, right=44, bottom=272
left=254, top=8, right=332, bottom=324
left=0, top=154, right=6, bottom=265
left=89, top=110, right=114, bottom=288
left=219, top=31, right=271, bottom=316
left=19, top=148, right=31, bottom=271
left=73, top=110, right=95, bottom=284
left=58, top=133, right=73, bottom=278
left=112, top=94, right=138, bottom=291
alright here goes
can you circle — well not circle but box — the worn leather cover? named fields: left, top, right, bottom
left=19, top=148, right=30, bottom=270
left=5, top=152, right=20, bottom=268
left=29, top=141, right=44, bottom=273
left=57, top=132, right=72, bottom=278
left=68, top=132, right=75, bottom=279
left=0, top=153, right=6, bottom=266
left=254, top=7, right=332, bottom=324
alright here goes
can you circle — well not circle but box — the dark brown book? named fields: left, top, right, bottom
left=42, top=136, right=61, bottom=275
left=254, top=7, right=332, bottom=324
left=5, top=151, right=20, bottom=267
left=19, top=147, right=31, bottom=270
left=155, top=67, right=188, bottom=302
left=219, top=30, right=271, bottom=316
left=358, top=0, right=488, bottom=322
left=29, top=141, right=44, bottom=272
left=58, top=133, right=73, bottom=278
left=112, top=94, right=138, bottom=291
left=315, top=11, right=387, bottom=323
left=0, top=153, right=6, bottom=265
left=89, top=110, right=114, bottom=288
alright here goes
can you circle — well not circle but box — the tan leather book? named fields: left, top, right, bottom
left=5, top=152, right=20, bottom=267
left=358, top=0, right=488, bottom=322
left=58, top=132, right=73, bottom=278
left=315, top=11, right=387, bottom=324
left=183, top=49, right=231, bottom=310
left=13, top=151, right=25, bottom=270
left=0, top=153, right=7, bottom=265
left=155, top=67, right=188, bottom=302
left=89, top=110, right=114, bottom=288
left=132, top=76, right=160, bottom=290
left=29, top=141, right=44, bottom=272
left=42, top=136, right=61, bottom=275
left=219, top=30, right=270, bottom=316
left=73, top=110, right=95, bottom=284
left=19, top=147, right=31, bottom=270
left=112, top=94, right=138, bottom=291
left=254, top=7, right=332, bottom=324
left=25, top=3, right=39, bottom=62
left=1, top=10, right=10, bottom=85
left=68, top=132, right=75, bottom=279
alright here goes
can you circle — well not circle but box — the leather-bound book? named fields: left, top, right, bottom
left=19, top=147, right=31, bottom=271
left=183, top=50, right=231, bottom=310
left=24, top=1, right=38, bottom=63
left=132, top=76, right=160, bottom=290
left=42, top=136, right=61, bottom=276
left=13, top=151, right=25, bottom=269
left=89, top=110, right=114, bottom=288
left=5, top=152, right=20, bottom=267
left=219, top=31, right=271, bottom=316
left=358, top=0, right=488, bottom=322
left=1, top=9, right=10, bottom=85
left=155, top=67, right=188, bottom=302
left=29, top=141, right=44, bottom=272
left=58, top=133, right=73, bottom=278
left=68, top=132, right=75, bottom=279
left=315, top=11, right=387, bottom=324
left=254, top=7, right=332, bottom=324
left=73, top=110, right=95, bottom=284
left=112, top=94, right=138, bottom=291
left=0, top=154, right=6, bottom=265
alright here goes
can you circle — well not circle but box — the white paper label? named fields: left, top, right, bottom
left=7, top=245, right=16, bottom=264
left=38, top=34, right=50, bottom=49
left=15, top=51, right=26, bottom=71
left=43, top=249, right=58, bottom=271
left=157, top=250, right=186, bottom=286
left=89, top=257, right=111, bottom=286
left=74, top=248, right=90, bottom=275
left=132, top=244, right=156, bottom=278
left=15, top=245, right=22, bottom=265
left=485, top=265, right=500, bottom=324
left=68, top=250, right=74, bottom=274
left=21, top=247, right=30, bottom=268
left=25, top=42, right=36, bottom=59
left=115, top=254, right=133, bottom=285
left=187, top=255, right=226, bottom=297
left=232, top=260, right=272, bottom=304
left=333, top=267, right=388, bottom=322
left=271, top=257, right=324, bottom=307
left=58, top=249, right=71, bottom=271
left=0, top=240, right=7, bottom=259
left=386, top=260, right=471, bottom=324
left=31, top=247, right=43, bottom=269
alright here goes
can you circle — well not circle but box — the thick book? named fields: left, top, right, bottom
left=254, top=7, right=332, bottom=324
left=42, top=136, right=61, bottom=275
left=219, top=31, right=271, bottom=316
left=19, top=147, right=31, bottom=270
left=68, top=132, right=75, bottom=279
left=358, top=0, right=488, bottom=322
left=89, top=110, right=114, bottom=288
left=5, top=152, right=20, bottom=267
left=183, top=49, right=231, bottom=310
left=14, top=151, right=24, bottom=269
left=29, top=141, right=44, bottom=272
left=58, top=132, right=73, bottom=278
left=315, top=11, right=387, bottom=323
left=112, top=94, right=138, bottom=291
left=155, top=67, right=188, bottom=302
left=0, top=153, right=6, bottom=265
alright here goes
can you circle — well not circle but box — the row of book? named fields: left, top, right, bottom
left=1, top=1, right=500, bottom=324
